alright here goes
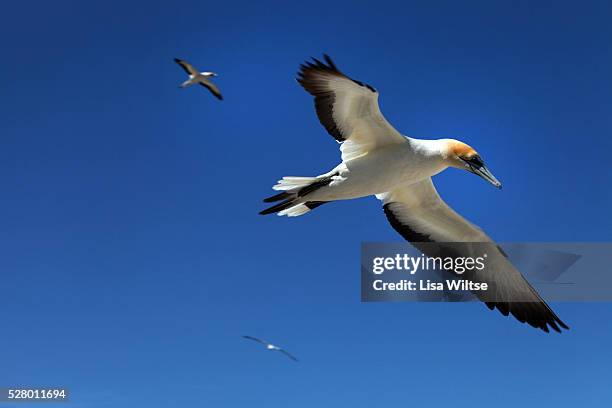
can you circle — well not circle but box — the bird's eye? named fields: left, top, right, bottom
left=463, top=155, right=484, bottom=168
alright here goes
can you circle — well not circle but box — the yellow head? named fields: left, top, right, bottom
left=445, top=140, right=502, bottom=189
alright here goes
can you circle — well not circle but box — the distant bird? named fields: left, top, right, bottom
left=242, top=336, right=298, bottom=362
left=260, top=54, right=568, bottom=333
left=174, top=58, right=223, bottom=100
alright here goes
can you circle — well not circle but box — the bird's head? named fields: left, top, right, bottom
left=444, top=140, right=502, bottom=189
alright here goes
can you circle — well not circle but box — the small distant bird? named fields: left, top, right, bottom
left=174, top=58, right=223, bottom=100
left=242, top=335, right=298, bottom=362
left=260, top=54, right=568, bottom=333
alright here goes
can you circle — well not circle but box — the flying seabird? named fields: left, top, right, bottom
left=242, top=335, right=299, bottom=361
left=260, top=54, right=568, bottom=333
left=174, top=58, right=223, bottom=100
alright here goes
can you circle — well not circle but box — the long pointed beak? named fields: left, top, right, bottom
left=472, top=164, right=502, bottom=189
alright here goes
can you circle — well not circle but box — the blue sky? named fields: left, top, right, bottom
left=1, top=0, right=611, bottom=407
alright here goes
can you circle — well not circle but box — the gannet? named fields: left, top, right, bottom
left=174, top=58, right=223, bottom=100
left=242, top=336, right=299, bottom=361
left=260, top=55, right=568, bottom=333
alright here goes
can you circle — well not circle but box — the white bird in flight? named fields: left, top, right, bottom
left=260, top=54, right=568, bottom=333
left=242, top=336, right=299, bottom=362
left=174, top=58, right=223, bottom=100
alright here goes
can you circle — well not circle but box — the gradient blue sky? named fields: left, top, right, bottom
left=1, top=0, right=611, bottom=407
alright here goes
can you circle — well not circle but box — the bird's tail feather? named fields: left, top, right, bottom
left=272, top=176, right=318, bottom=192
left=260, top=175, right=335, bottom=216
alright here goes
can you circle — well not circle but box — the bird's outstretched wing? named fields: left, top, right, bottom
left=174, top=58, right=199, bottom=76
left=297, top=54, right=406, bottom=162
left=279, top=349, right=299, bottom=362
left=377, top=179, right=569, bottom=333
left=199, top=81, right=223, bottom=100
left=242, top=335, right=268, bottom=345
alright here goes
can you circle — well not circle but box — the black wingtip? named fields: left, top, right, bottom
left=263, top=191, right=292, bottom=203
left=311, top=56, right=323, bottom=65
left=323, top=54, right=337, bottom=70
left=545, top=306, right=570, bottom=333
left=259, top=200, right=292, bottom=215
left=552, top=318, right=569, bottom=332
left=259, top=206, right=279, bottom=215
left=174, top=58, right=181, bottom=63
left=298, top=53, right=376, bottom=93
left=299, top=54, right=340, bottom=75
left=259, top=206, right=283, bottom=215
